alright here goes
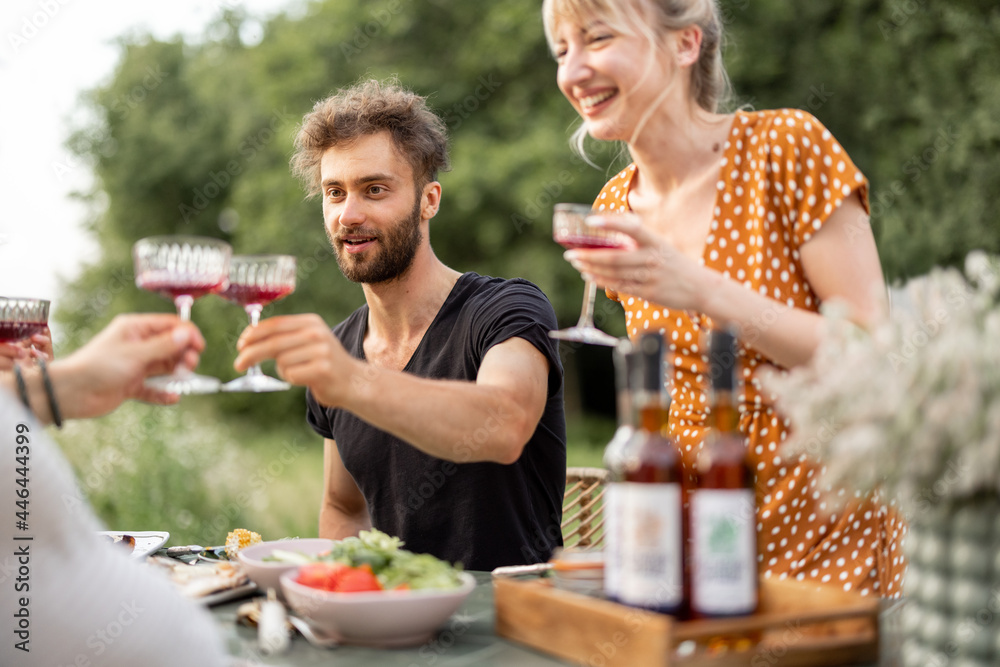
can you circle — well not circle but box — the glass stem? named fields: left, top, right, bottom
left=175, top=295, right=194, bottom=321
left=576, top=280, right=599, bottom=329
left=169, top=295, right=196, bottom=378
left=245, top=304, right=264, bottom=377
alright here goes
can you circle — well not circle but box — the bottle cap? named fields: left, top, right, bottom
left=709, top=328, right=738, bottom=391
left=612, top=338, right=634, bottom=395
left=635, top=333, right=665, bottom=393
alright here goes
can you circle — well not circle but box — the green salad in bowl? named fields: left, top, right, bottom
left=265, top=529, right=464, bottom=591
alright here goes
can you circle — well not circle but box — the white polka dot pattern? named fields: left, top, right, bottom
left=594, top=108, right=905, bottom=596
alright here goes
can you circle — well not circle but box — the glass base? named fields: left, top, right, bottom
left=221, top=373, right=291, bottom=393
left=144, top=371, right=221, bottom=395
left=549, top=326, right=620, bottom=347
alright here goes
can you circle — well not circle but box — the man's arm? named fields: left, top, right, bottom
left=318, top=438, right=372, bottom=539
left=342, top=336, right=549, bottom=464
left=235, top=316, right=551, bottom=464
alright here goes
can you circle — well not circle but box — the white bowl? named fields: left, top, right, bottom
left=280, top=569, right=477, bottom=647
left=236, top=538, right=334, bottom=596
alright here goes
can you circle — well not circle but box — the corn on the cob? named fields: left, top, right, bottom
left=225, top=528, right=262, bottom=559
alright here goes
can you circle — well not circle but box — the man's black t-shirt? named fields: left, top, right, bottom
left=306, top=273, right=567, bottom=571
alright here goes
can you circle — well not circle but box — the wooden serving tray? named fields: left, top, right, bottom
left=494, top=576, right=879, bottom=666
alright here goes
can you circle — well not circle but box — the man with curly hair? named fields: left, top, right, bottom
left=236, top=79, right=567, bottom=570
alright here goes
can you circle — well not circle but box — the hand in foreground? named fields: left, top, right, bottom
left=0, top=343, right=27, bottom=371
left=55, top=314, right=206, bottom=420
left=234, top=314, right=355, bottom=407
left=563, top=215, right=711, bottom=312
left=0, top=328, right=54, bottom=371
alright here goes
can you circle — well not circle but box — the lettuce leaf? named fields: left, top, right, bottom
left=267, top=529, right=463, bottom=590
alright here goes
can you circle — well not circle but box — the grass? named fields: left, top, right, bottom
left=56, top=404, right=615, bottom=546
left=565, top=413, right=616, bottom=468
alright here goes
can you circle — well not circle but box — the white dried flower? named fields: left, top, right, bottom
left=767, top=253, right=1000, bottom=515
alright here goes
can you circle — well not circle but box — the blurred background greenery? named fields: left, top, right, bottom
left=52, top=0, right=1000, bottom=545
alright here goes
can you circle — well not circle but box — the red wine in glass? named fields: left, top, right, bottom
left=136, top=275, right=228, bottom=301
left=219, top=284, right=295, bottom=308
left=220, top=254, right=297, bottom=393
left=0, top=321, right=48, bottom=343
left=549, top=204, right=629, bottom=347
left=556, top=235, right=629, bottom=251
left=133, top=235, right=232, bottom=394
left=0, top=297, right=50, bottom=362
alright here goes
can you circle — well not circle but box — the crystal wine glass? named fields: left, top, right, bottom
left=550, top=203, right=628, bottom=347
left=0, top=296, right=50, bottom=361
left=220, top=254, right=297, bottom=393
left=133, top=235, right=232, bottom=394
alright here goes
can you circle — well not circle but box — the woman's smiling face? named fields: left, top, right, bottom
left=553, top=14, right=676, bottom=143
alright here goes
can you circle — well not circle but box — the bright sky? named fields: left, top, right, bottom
left=0, top=0, right=294, bottom=338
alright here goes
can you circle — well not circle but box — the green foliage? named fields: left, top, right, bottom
left=61, top=0, right=1000, bottom=436
left=55, top=401, right=607, bottom=543
left=722, top=0, right=1000, bottom=281
left=56, top=403, right=325, bottom=545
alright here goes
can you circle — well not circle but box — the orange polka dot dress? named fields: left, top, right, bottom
left=595, top=109, right=907, bottom=597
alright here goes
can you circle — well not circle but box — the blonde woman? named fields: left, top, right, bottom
left=543, top=0, right=905, bottom=596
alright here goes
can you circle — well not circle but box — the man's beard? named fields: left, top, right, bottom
left=330, top=196, right=423, bottom=285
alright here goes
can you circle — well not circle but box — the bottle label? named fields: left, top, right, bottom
left=607, top=482, right=683, bottom=609
left=690, top=488, right=757, bottom=615
left=603, top=484, right=620, bottom=598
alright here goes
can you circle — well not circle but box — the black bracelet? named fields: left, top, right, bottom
left=12, top=364, right=31, bottom=411
left=38, top=358, right=63, bottom=429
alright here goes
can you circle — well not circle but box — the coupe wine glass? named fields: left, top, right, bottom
left=133, top=235, right=232, bottom=394
left=0, top=296, right=50, bottom=360
left=550, top=203, right=628, bottom=347
left=220, top=254, right=297, bottom=393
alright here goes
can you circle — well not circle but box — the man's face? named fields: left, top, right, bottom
left=320, top=132, right=425, bottom=285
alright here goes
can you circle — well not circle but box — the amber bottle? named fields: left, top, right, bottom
left=604, top=334, right=686, bottom=615
left=689, top=328, right=758, bottom=618
left=603, top=338, right=638, bottom=473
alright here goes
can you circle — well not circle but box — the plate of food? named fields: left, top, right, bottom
left=146, top=528, right=265, bottom=606
left=147, top=555, right=256, bottom=605
left=97, top=531, right=170, bottom=559
left=268, top=529, right=474, bottom=647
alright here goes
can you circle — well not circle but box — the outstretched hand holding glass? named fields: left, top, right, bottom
left=220, top=254, right=296, bottom=393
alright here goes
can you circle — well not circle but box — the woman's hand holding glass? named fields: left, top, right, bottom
left=564, top=213, right=710, bottom=314
left=549, top=203, right=630, bottom=347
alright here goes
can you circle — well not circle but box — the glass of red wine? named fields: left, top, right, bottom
left=550, top=203, right=628, bottom=347
left=220, top=254, right=297, bottom=393
left=133, top=235, right=232, bottom=394
left=0, top=297, right=50, bottom=361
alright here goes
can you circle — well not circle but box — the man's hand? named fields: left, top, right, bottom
left=234, top=314, right=357, bottom=407
left=236, top=314, right=550, bottom=464
left=54, top=314, right=205, bottom=419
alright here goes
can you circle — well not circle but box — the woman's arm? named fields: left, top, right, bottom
left=567, top=194, right=885, bottom=368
